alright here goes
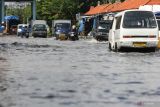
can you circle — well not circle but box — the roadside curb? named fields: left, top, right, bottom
left=0, top=33, right=3, bottom=36
left=0, top=33, right=10, bottom=36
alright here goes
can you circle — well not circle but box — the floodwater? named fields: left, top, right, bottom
left=1, top=36, right=160, bottom=107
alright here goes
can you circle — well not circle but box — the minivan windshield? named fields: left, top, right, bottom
left=98, top=21, right=112, bottom=32
left=157, top=20, right=160, bottom=30
left=33, top=24, right=46, bottom=31
left=55, top=23, right=70, bottom=30
left=123, top=11, right=157, bottom=28
left=100, top=22, right=112, bottom=29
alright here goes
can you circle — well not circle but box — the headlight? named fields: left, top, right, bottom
left=56, top=31, right=60, bottom=34
left=98, top=32, right=102, bottom=35
left=18, top=29, right=22, bottom=32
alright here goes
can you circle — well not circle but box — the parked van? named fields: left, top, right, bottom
left=108, top=10, right=159, bottom=51
left=92, top=20, right=112, bottom=41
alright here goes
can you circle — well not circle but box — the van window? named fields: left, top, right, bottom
left=123, top=11, right=157, bottom=28
left=98, top=20, right=112, bottom=32
left=33, top=24, right=47, bottom=31
left=157, top=20, right=160, bottom=30
left=116, top=16, right=122, bottom=29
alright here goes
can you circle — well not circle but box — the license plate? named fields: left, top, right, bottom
left=133, top=42, right=146, bottom=47
left=59, top=34, right=65, bottom=36
left=71, top=34, right=74, bottom=37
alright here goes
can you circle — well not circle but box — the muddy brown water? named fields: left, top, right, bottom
left=1, top=36, right=160, bottom=107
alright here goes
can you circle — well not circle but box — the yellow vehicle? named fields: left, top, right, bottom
left=157, top=19, right=160, bottom=48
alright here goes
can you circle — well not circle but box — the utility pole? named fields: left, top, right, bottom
left=97, top=1, right=100, bottom=5
left=107, top=0, right=112, bottom=3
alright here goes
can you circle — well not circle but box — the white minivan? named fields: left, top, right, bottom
left=108, top=10, right=159, bottom=51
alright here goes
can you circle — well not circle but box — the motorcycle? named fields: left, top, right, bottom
left=20, top=27, right=29, bottom=38
left=68, top=32, right=79, bottom=41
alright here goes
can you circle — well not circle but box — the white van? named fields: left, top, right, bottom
left=108, top=10, right=159, bottom=51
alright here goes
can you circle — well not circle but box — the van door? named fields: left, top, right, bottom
left=114, top=16, right=122, bottom=42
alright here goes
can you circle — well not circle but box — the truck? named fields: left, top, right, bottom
left=31, top=20, right=47, bottom=27
left=52, top=20, right=71, bottom=40
left=92, top=20, right=112, bottom=41
left=4, top=15, right=20, bottom=35
left=31, top=20, right=48, bottom=38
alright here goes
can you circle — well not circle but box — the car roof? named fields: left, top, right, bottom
left=115, top=9, right=153, bottom=17
left=18, top=24, right=28, bottom=27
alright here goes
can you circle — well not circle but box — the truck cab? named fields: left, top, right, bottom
left=52, top=20, right=71, bottom=40
left=31, top=20, right=48, bottom=38
left=93, top=20, right=112, bottom=41
left=32, top=24, right=47, bottom=38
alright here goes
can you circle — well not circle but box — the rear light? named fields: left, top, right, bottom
left=123, top=35, right=156, bottom=38
left=148, top=35, right=156, bottom=38
left=123, top=35, right=132, bottom=38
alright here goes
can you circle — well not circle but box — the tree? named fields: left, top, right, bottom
left=6, top=3, right=31, bottom=23
left=120, top=0, right=125, bottom=2
left=37, top=0, right=79, bottom=23
left=36, top=0, right=126, bottom=25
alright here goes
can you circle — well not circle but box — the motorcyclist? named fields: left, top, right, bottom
left=21, top=25, right=29, bottom=38
left=70, top=25, right=78, bottom=40
left=72, top=25, right=76, bottom=32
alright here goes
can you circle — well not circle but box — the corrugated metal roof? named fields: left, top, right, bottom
left=85, top=0, right=160, bottom=15
left=85, top=4, right=110, bottom=15
left=4, top=15, right=19, bottom=20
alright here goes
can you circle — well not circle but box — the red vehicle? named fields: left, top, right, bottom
left=10, top=25, right=17, bottom=35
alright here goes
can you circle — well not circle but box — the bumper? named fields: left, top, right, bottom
left=95, top=35, right=108, bottom=41
left=55, top=34, right=69, bottom=40
left=118, top=41, right=158, bottom=49
left=55, top=34, right=69, bottom=38
left=33, top=33, right=47, bottom=38
left=17, top=32, right=21, bottom=36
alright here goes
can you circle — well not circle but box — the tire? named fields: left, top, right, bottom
left=26, top=35, right=29, bottom=38
left=76, top=36, right=79, bottom=40
left=151, top=47, right=157, bottom=52
left=115, top=42, right=118, bottom=52
left=20, top=34, right=24, bottom=38
left=109, top=42, right=112, bottom=51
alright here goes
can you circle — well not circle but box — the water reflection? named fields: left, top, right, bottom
left=0, top=56, right=8, bottom=92
left=0, top=54, right=9, bottom=107
left=1, top=37, right=160, bottom=107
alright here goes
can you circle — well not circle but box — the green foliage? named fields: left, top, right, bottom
left=111, top=0, right=116, bottom=3
left=6, top=4, right=31, bottom=23
left=36, top=0, right=120, bottom=21
left=37, top=0, right=79, bottom=23
left=6, top=0, right=125, bottom=24
left=120, top=0, right=125, bottom=2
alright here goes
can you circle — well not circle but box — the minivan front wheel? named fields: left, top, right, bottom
left=108, top=42, right=112, bottom=51
left=114, top=42, right=118, bottom=52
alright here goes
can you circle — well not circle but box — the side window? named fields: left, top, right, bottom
left=116, top=16, right=122, bottom=29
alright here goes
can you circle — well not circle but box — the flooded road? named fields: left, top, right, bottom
left=1, top=36, right=160, bottom=107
